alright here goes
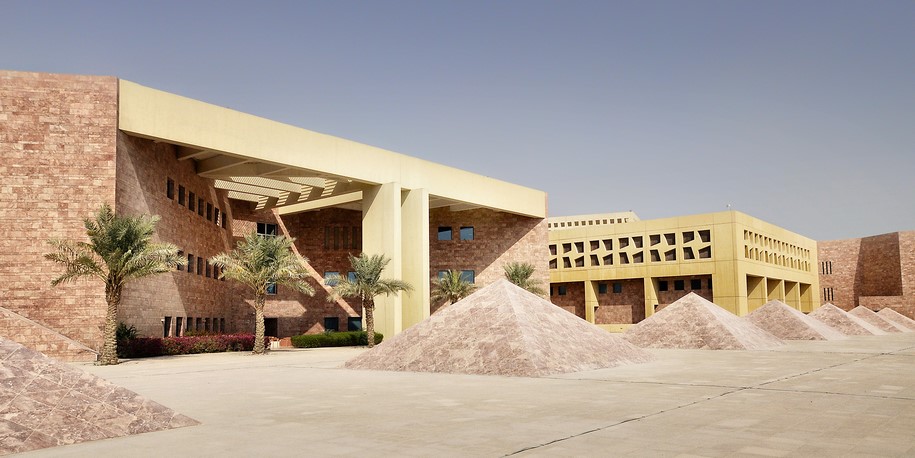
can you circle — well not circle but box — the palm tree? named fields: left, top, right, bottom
left=503, top=261, right=545, bottom=295
left=431, top=270, right=477, bottom=308
left=327, top=254, right=412, bottom=348
left=210, top=231, right=315, bottom=354
left=45, top=204, right=184, bottom=365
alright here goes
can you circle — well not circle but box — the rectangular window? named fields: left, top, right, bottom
left=266, top=282, right=277, bottom=295
left=166, top=178, right=175, bottom=199
left=347, top=271, right=357, bottom=282
left=197, top=257, right=203, bottom=276
left=352, top=227, right=361, bottom=249
left=175, top=317, right=184, bottom=336
left=438, top=227, right=452, bottom=241
left=558, top=285, right=567, bottom=296
left=220, top=318, right=226, bottom=333
left=659, top=280, right=668, bottom=292
left=188, top=192, right=196, bottom=211
left=206, top=203, right=213, bottom=221
left=324, top=272, right=340, bottom=286
left=323, top=317, right=340, bottom=332
left=178, top=185, right=185, bottom=206
left=613, top=282, right=622, bottom=294
left=674, top=280, right=685, bottom=291
left=214, top=208, right=220, bottom=226
left=222, top=214, right=227, bottom=229
left=347, top=317, right=362, bottom=331
left=186, top=317, right=193, bottom=332
left=196, top=317, right=202, bottom=331
left=257, top=222, right=278, bottom=237
left=598, top=283, right=608, bottom=294
left=163, top=316, right=172, bottom=338
left=460, top=226, right=474, bottom=241
left=198, top=198, right=204, bottom=216
left=187, top=254, right=194, bottom=274
left=176, top=250, right=184, bottom=271
left=437, top=270, right=449, bottom=279
left=205, top=263, right=211, bottom=278
left=460, top=270, right=475, bottom=284
left=691, top=279, right=702, bottom=290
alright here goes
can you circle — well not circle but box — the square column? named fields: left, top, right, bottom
left=584, top=281, right=598, bottom=323
left=362, top=182, right=403, bottom=336
left=401, top=188, right=430, bottom=328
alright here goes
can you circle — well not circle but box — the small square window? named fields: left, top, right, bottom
left=347, top=271, right=357, bottom=282
left=691, top=279, right=702, bottom=290
left=598, top=283, right=608, bottom=294
left=257, top=222, right=278, bottom=237
left=460, top=226, right=474, bottom=241
left=659, top=280, right=668, bottom=292
left=460, top=270, right=475, bottom=284
left=558, top=285, right=567, bottom=296
left=347, top=317, right=363, bottom=331
left=323, top=317, right=340, bottom=332
left=438, top=227, right=452, bottom=241
left=324, top=272, right=340, bottom=286
left=613, top=282, right=622, bottom=294
left=266, top=282, right=277, bottom=295
left=674, top=280, right=685, bottom=291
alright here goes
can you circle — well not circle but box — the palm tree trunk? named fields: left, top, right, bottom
left=365, top=299, right=375, bottom=348
left=100, top=284, right=121, bottom=365
left=253, top=294, right=267, bottom=355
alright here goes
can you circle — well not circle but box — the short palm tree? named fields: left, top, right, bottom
left=431, top=270, right=477, bottom=307
left=327, top=254, right=412, bottom=348
left=503, top=261, right=545, bottom=295
left=211, top=231, right=314, bottom=354
left=45, top=204, right=184, bottom=365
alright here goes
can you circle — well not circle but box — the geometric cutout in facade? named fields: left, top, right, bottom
left=745, top=300, right=846, bottom=340
left=344, top=279, right=654, bottom=377
left=624, top=293, right=784, bottom=350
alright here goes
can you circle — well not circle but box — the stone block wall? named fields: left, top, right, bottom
left=595, top=279, right=645, bottom=324
left=656, top=275, right=714, bottom=309
left=549, top=281, right=586, bottom=318
left=0, top=71, right=118, bottom=352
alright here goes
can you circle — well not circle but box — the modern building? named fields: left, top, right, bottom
left=548, top=211, right=820, bottom=331
left=818, top=231, right=915, bottom=318
left=0, top=70, right=548, bottom=360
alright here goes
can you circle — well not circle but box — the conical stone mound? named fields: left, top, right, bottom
left=0, top=338, right=198, bottom=455
left=745, top=300, right=846, bottom=341
left=849, top=306, right=908, bottom=333
left=809, top=304, right=886, bottom=336
left=624, top=293, right=784, bottom=350
left=344, top=279, right=654, bottom=377
left=877, top=308, right=915, bottom=331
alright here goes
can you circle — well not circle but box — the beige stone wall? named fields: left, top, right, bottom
left=0, top=71, right=118, bottom=352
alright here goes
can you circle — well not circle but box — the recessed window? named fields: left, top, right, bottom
left=257, top=222, right=278, bottom=237
left=324, top=272, right=340, bottom=286
left=691, top=279, right=702, bottom=290
left=205, top=263, right=211, bottom=278
left=438, top=227, right=452, bottom=241
left=460, top=270, right=475, bottom=284
left=178, top=186, right=186, bottom=206
left=187, top=254, right=194, bottom=274
left=347, top=271, right=357, bottom=282
left=266, top=282, right=277, bottom=295
left=613, top=282, right=623, bottom=294
left=197, top=198, right=204, bottom=216
left=674, top=280, right=685, bottom=291
left=197, top=257, right=203, bottom=276
left=324, top=317, right=340, bottom=332
left=659, top=280, right=668, bottom=292
left=214, top=208, right=220, bottom=226
left=166, top=178, right=175, bottom=199
left=175, top=317, right=183, bottom=336
left=222, top=214, right=228, bottom=229
left=598, top=283, right=608, bottom=294
left=188, top=192, right=196, bottom=211
left=347, top=317, right=362, bottom=331
left=437, top=270, right=449, bottom=279
left=558, top=285, right=567, bottom=296
left=176, top=250, right=184, bottom=271
left=206, top=203, right=213, bottom=221
left=460, top=226, right=474, bottom=241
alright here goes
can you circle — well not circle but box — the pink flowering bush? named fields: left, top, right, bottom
left=119, top=334, right=261, bottom=358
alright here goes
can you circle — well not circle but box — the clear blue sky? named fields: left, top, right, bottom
left=3, top=1, right=913, bottom=240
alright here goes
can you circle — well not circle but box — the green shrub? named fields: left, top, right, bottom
left=290, top=331, right=383, bottom=348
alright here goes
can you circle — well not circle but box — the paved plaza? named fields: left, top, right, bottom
left=20, top=334, right=915, bottom=457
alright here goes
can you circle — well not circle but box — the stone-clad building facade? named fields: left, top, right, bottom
left=818, top=231, right=915, bottom=318
left=0, top=70, right=548, bottom=360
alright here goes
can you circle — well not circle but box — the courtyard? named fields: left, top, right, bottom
left=18, top=333, right=915, bottom=457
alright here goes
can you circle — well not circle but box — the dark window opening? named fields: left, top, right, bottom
left=674, top=280, right=685, bottom=291
left=659, top=280, right=668, bottom=292
left=324, top=317, right=340, bottom=332
left=460, top=270, right=475, bottom=284
left=257, top=222, right=278, bottom=237
left=438, top=227, right=452, bottom=241
left=460, top=226, right=474, bottom=241
left=177, top=185, right=185, bottom=206
left=187, top=254, right=194, bottom=274
left=206, top=203, right=213, bottom=221
left=613, top=282, right=623, bottom=294
left=197, top=257, right=203, bottom=276
left=549, top=245, right=557, bottom=256
left=198, top=198, right=204, bottom=216
left=699, top=230, right=711, bottom=243
left=691, top=279, right=702, bottom=290
left=266, top=282, right=277, bottom=295
left=598, top=283, right=608, bottom=294
left=188, top=192, right=196, bottom=211
left=683, top=231, right=695, bottom=243
left=166, top=178, right=175, bottom=199
left=347, top=317, right=362, bottom=331
left=558, top=285, right=567, bottom=296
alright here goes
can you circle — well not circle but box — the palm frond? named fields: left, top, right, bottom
left=503, top=261, right=545, bottom=295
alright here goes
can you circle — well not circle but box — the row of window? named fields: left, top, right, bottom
left=659, top=279, right=710, bottom=292
left=166, top=178, right=227, bottom=229
left=323, top=316, right=363, bottom=332
left=162, top=316, right=225, bottom=337
left=176, top=251, right=226, bottom=281
left=547, top=217, right=631, bottom=229
left=820, top=261, right=834, bottom=275
left=325, top=226, right=362, bottom=251
left=743, top=246, right=811, bottom=272
left=549, top=247, right=712, bottom=269
left=823, top=287, right=835, bottom=302
left=743, top=230, right=810, bottom=259
left=437, top=270, right=476, bottom=283
left=437, top=226, right=474, bottom=241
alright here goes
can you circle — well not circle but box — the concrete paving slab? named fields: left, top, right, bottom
left=17, top=334, right=915, bottom=457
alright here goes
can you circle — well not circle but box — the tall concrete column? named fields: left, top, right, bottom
left=644, top=277, right=659, bottom=319
left=362, top=182, right=403, bottom=337
left=584, top=280, right=598, bottom=323
left=401, top=188, right=430, bottom=328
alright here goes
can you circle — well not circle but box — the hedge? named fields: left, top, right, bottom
left=118, top=334, right=258, bottom=358
left=290, top=331, right=383, bottom=348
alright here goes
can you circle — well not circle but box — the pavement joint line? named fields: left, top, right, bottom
left=749, top=386, right=915, bottom=401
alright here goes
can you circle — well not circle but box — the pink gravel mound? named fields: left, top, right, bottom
left=0, top=338, right=198, bottom=456
left=809, top=304, right=886, bottom=336
left=745, top=300, right=846, bottom=341
left=344, top=279, right=654, bottom=377
left=877, top=308, right=915, bottom=331
left=849, top=306, right=908, bottom=333
left=624, top=293, right=784, bottom=350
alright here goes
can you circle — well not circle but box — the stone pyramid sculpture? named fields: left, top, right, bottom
left=809, top=303, right=886, bottom=336
left=745, top=300, right=846, bottom=340
left=877, top=308, right=915, bottom=331
left=345, top=279, right=654, bottom=377
left=624, top=293, right=783, bottom=350
left=848, top=306, right=908, bottom=333
left=0, top=338, right=198, bottom=455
